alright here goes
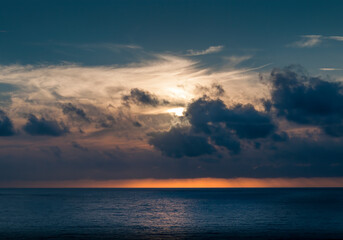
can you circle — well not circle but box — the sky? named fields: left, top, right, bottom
left=1, top=0, right=343, bottom=187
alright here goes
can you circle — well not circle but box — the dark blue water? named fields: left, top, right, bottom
left=0, top=188, right=342, bottom=239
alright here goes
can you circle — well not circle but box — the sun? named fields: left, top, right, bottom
left=167, top=107, right=185, bottom=116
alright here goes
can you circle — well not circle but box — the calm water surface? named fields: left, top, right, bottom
left=0, top=188, right=342, bottom=239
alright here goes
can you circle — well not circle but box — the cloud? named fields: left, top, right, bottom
left=209, top=128, right=241, bottom=154
left=186, top=45, right=224, bottom=56
left=223, top=55, right=252, bottom=67
left=23, top=114, right=69, bottom=136
left=290, top=35, right=343, bottom=48
left=187, top=97, right=276, bottom=139
left=149, top=127, right=216, bottom=158
left=62, top=102, right=117, bottom=129
left=291, top=35, right=322, bottom=48
left=2, top=49, right=343, bottom=181
left=195, top=83, right=225, bottom=98
left=320, top=68, right=343, bottom=71
left=62, top=103, right=90, bottom=123
left=1, top=133, right=342, bottom=181
left=0, top=54, right=262, bottom=126
left=269, top=65, right=343, bottom=137
left=92, top=43, right=141, bottom=50
left=327, top=36, right=343, bottom=41
left=1, top=64, right=343, bottom=181
left=150, top=95, right=276, bottom=157
left=53, top=42, right=142, bottom=52
left=0, top=110, right=15, bottom=136
left=122, top=88, right=169, bottom=107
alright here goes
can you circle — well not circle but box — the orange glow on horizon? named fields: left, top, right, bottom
left=1, top=177, right=343, bottom=188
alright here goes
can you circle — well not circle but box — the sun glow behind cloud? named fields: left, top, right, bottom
left=0, top=54, right=264, bottom=131
left=2, top=47, right=343, bottom=185
left=167, top=107, right=185, bottom=116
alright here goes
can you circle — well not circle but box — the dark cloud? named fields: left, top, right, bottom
left=23, top=114, right=69, bottom=136
left=62, top=103, right=90, bottom=123
left=0, top=110, right=15, bottom=136
left=211, top=83, right=225, bottom=96
left=122, top=88, right=169, bottom=107
left=187, top=97, right=276, bottom=139
left=209, top=127, right=241, bottom=154
left=270, top=65, right=343, bottom=137
left=149, top=96, right=276, bottom=157
left=262, top=99, right=272, bottom=112
left=254, top=142, right=261, bottom=149
left=149, top=127, right=216, bottom=158
left=0, top=136, right=342, bottom=182
left=62, top=103, right=117, bottom=129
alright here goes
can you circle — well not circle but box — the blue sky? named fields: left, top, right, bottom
left=2, top=0, right=343, bottom=71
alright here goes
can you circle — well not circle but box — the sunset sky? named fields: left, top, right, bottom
left=1, top=0, right=343, bottom=187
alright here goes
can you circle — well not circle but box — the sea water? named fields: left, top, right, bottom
left=0, top=188, right=342, bottom=239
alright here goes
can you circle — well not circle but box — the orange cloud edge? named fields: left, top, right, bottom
left=1, top=178, right=343, bottom=188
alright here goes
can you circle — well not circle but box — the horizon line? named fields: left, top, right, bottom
left=1, top=177, right=343, bottom=188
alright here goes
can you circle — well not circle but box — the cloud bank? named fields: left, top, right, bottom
left=270, top=65, right=343, bottom=137
left=0, top=55, right=342, bottom=182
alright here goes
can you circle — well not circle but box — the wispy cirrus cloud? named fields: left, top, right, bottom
left=0, top=53, right=263, bottom=139
left=319, top=68, right=343, bottom=71
left=327, top=36, right=343, bottom=41
left=59, top=42, right=142, bottom=52
left=223, top=55, right=252, bottom=67
left=186, top=45, right=224, bottom=56
left=290, top=35, right=343, bottom=48
left=291, top=35, right=322, bottom=48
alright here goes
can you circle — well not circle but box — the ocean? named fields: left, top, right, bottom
left=0, top=188, right=342, bottom=239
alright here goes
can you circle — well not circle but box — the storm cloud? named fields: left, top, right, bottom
left=149, top=127, right=216, bottom=158
left=23, top=114, right=69, bottom=136
left=187, top=97, right=276, bottom=139
left=149, top=96, right=277, bottom=157
left=0, top=110, right=15, bottom=136
left=270, top=65, right=343, bottom=137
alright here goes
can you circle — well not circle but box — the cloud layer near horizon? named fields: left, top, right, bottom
left=0, top=54, right=342, bottom=182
